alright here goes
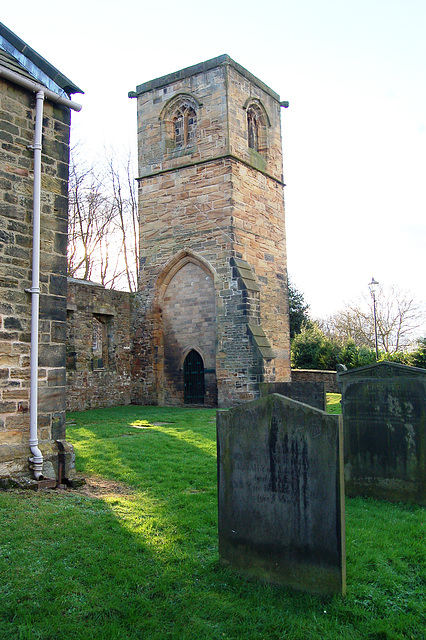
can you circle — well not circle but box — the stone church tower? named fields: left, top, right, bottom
left=129, top=55, right=290, bottom=407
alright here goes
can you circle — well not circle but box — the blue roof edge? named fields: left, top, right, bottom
left=0, top=22, right=83, bottom=96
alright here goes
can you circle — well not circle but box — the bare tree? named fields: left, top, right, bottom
left=107, top=154, right=139, bottom=292
left=68, top=157, right=115, bottom=282
left=319, top=285, right=424, bottom=353
left=67, top=148, right=139, bottom=291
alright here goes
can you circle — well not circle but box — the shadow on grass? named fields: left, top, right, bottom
left=1, top=405, right=423, bottom=640
left=65, top=406, right=347, bottom=637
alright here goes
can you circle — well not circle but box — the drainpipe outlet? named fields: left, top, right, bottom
left=29, top=445, right=44, bottom=480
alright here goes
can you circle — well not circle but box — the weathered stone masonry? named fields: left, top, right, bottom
left=66, top=279, right=133, bottom=412
left=0, top=83, right=70, bottom=477
left=130, top=55, right=291, bottom=408
left=0, top=26, right=82, bottom=483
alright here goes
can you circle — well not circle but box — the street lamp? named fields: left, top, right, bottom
left=368, top=277, right=379, bottom=359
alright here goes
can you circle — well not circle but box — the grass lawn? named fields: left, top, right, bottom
left=0, top=405, right=424, bottom=640
left=326, top=393, right=342, bottom=414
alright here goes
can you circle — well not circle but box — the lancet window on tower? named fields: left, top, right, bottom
left=161, top=94, right=200, bottom=154
left=173, top=105, right=197, bottom=148
left=247, top=108, right=258, bottom=150
left=245, top=101, right=268, bottom=156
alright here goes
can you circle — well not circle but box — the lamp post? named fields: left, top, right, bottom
left=368, top=277, right=379, bottom=360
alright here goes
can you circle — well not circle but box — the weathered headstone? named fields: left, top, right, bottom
left=259, top=381, right=326, bottom=411
left=217, top=394, right=346, bottom=596
left=338, top=361, right=426, bottom=505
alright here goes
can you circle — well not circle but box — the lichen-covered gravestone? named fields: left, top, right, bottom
left=217, top=394, right=346, bottom=596
left=338, top=361, right=426, bottom=505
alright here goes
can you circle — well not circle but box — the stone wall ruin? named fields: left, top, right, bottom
left=66, top=279, right=133, bottom=412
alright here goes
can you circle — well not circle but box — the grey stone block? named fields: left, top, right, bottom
left=259, top=381, right=326, bottom=411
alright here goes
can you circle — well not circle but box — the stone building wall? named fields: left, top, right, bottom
left=0, top=75, right=72, bottom=480
left=66, top=279, right=133, bottom=412
left=131, top=55, right=290, bottom=408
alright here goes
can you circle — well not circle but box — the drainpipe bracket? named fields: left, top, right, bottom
left=29, top=454, right=43, bottom=465
left=24, top=287, right=40, bottom=294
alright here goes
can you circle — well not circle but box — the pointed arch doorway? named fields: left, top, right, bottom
left=184, top=350, right=205, bottom=404
left=157, top=252, right=217, bottom=406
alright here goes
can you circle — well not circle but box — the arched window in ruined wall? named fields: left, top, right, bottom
left=160, top=93, right=201, bottom=153
left=91, top=314, right=112, bottom=370
left=244, top=100, right=270, bottom=156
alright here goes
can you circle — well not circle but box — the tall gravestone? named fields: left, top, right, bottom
left=217, top=393, right=346, bottom=596
left=338, top=361, right=426, bottom=505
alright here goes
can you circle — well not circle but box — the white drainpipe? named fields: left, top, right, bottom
left=0, top=64, right=82, bottom=479
left=27, top=90, right=45, bottom=479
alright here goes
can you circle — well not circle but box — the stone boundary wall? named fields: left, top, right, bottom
left=259, top=381, right=326, bottom=411
left=291, top=369, right=339, bottom=394
left=66, top=279, right=134, bottom=412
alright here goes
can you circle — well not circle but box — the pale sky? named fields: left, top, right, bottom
left=3, top=1, right=425, bottom=332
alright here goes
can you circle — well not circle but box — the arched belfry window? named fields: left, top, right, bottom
left=160, top=93, right=201, bottom=153
left=244, top=100, right=269, bottom=156
left=173, top=104, right=197, bottom=148
left=247, top=108, right=259, bottom=150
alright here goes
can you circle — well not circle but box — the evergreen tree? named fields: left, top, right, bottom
left=410, top=338, right=426, bottom=368
left=291, top=323, right=340, bottom=370
left=288, top=279, right=310, bottom=339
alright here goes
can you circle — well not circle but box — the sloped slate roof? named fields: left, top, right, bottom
left=0, top=22, right=83, bottom=96
left=0, top=48, right=35, bottom=82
